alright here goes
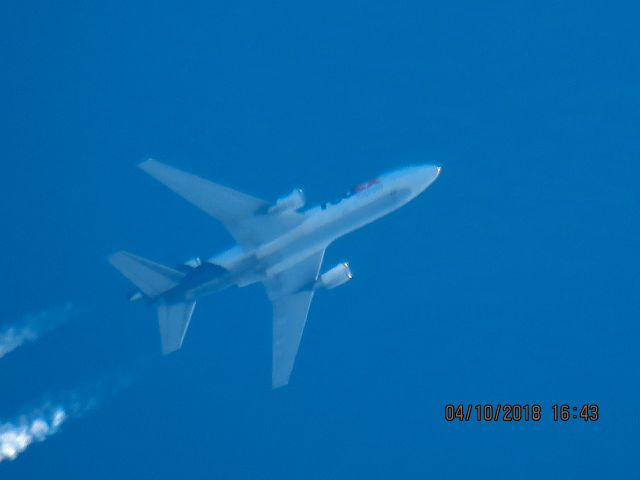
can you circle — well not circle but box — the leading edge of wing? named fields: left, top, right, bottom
left=139, top=159, right=268, bottom=223
left=138, top=159, right=305, bottom=248
left=264, top=250, right=325, bottom=389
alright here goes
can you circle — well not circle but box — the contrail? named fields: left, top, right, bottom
left=0, top=403, right=67, bottom=462
left=0, top=374, right=131, bottom=463
left=0, top=304, right=76, bottom=359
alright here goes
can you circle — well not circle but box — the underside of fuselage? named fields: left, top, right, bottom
left=165, top=184, right=414, bottom=300
left=162, top=261, right=235, bottom=301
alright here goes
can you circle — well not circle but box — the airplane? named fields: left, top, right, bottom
left=109, top=159, right=441, bottom=388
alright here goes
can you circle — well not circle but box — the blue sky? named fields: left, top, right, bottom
left=0, top=1, right=638, bottom=478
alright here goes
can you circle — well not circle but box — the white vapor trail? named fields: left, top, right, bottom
left=0, top=403, right=67, bottom=462
left=0, top=304, right=75, bottom=359
left=0, top=375, right=131, bottom=463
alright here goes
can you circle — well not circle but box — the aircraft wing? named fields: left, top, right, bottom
left=263, top=249, right=325, bottom=388
left=138, top=159, right=304, bottom=248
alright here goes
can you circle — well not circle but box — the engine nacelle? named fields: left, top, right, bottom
left=268, top=189, right=305, bottom=214
left=315, top=262, right=353, bottom=290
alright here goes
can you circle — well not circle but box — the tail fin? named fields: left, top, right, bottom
left=157, top=300, right=196, bottom=354
left=109, top=251, right=196, bottom=354
left=108, top=251, right=185, bottom=299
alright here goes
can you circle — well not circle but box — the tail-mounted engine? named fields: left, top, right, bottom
left=173, top=256, right=203, bottom=274
left=268, top=189, right=305, bottom=214
left=315, top=262, right=353, bottom=290
left=183, top=257, right=202, bottom=268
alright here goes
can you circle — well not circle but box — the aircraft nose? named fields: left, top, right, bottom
left=410, top=164, right=441, bottom=190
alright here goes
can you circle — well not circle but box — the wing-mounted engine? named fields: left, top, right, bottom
left=268, top=189, right=305, bottom=214
left=315, top=262, right=353, bottom=289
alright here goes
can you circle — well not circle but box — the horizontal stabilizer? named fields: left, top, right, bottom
left=109, top=251, right=185, bottom=299
left=158, top=300, right=196, bottom=354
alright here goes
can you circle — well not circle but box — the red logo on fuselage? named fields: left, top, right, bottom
left=353, top=178, right=380, bottom=193
left=321, top=178, right=382, bottom=210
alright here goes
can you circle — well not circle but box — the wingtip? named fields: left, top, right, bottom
left=138, top=158, right=156, bottom=171
left=271, top=372, right=289, bottom=390
left=271, top=376, right=290, bottom=390
left=161, top=345, right=181, bottom=355
left=107, top=251, right=123, bottom=266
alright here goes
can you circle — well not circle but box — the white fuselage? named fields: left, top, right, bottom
left=182, top=165, right=440, bottom=299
